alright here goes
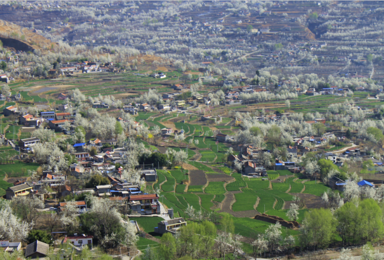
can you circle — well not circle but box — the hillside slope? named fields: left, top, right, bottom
left=0, top=19, right=56, bottom=51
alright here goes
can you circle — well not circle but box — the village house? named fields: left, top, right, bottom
left=0, top=74, right=9, bottom=83
left=123, top=105, right=138, bottom=115
left=55, top=112, right=71, bottom=120
left=49, top=119, right=71, bottom=131
left=6, top=183, right=33, bottom=200
left=140, top=169, right=157, bottom=182
left=58, top=201, right=87, bottom=213
left=92, top=102, right=109, bottom=109
left=216, top=133, right=227, bottom=142
left=161, top=128, right=173, bottom=136
left=129, top=194, right=160, bottom=215
left=140, top=103, right=150, bottom=111
left=57, top=93, right=68, bottom=100
left=95, top=184, right=113, bottom=197
left=0, top=241, right=21, bottom=253
left=10, top=93, right=21, bottom=101
left=155, top=217, right=187, bottom=234
left=19, top=114, right=41, bottom=127
left=57, top=103, right=69, bottom=111
left=25, top=240, right=49, bottom=259
left=158, top=104, right=171, bottom=111
left=63, top=235, right=93, bottom=247
left=74, top=152, right=90, bottom=161
left=172, top=84, right=183, bottom=91
left=3, top=105, right=19, bottom=116
left=40, top=111, right=55, bottom=120
left=56, top=185, right=72, bottom=198
left=19, top=137, right=40, bottom=150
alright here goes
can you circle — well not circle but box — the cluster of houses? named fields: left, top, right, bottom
left=306, top=86, right=352, bottom=96
left=48, top=61, right=118, bottom=76
left=0, top=236, right=95, bottom=258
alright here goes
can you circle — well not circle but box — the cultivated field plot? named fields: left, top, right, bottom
left=206, top=174, right=234, bottom=183
left=189, top=170, right=207, bottom=186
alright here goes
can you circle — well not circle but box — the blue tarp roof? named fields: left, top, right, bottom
left=41, top=111, right=55, bottom=114
left=323, top=88, right=333, bottom=90
left=336, top=182, right=346, bottom=186
left=46, top=118, right=54, bottom=121
left=73, top=143, right=86, bottom=147
left=275, top=163, right=283, bottom=166
left=358, top=180, right=373, bottom=187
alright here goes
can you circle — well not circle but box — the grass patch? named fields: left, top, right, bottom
left=188, top=185, right=204, bottom=193
left=176, top=184, right=186, bottom=193
left=170, top=169, right=188, bottom=184
left=200, top=151, right=216, bottom=162
left=213, top=194, right=225, bottom=203
left=199, top=194, right=214, bottom=211
left=226, top=174, right=246, bottom=191
left=303, top=181, right=330, bottom=196
left=161, top=171, right=176, bottom=192
left=232, top=189, right=257, bottom=212
left=0, top=161, right=39, bottom=177
left=268, top=173, right=279, bottom=180
left=154, top=170, right=166, bottom=191
left=136, top=237, right=159, bottom=250
left=182, top=193, right=201, bottom=210
left=205, top=182, right=226, bottom=195
left=188, top=161, right=215, bottom=173
left=129, top=217, right=164, bottom=233
left=286, top=177, right=304, bottom=193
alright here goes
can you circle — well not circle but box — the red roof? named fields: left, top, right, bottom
left=56, top=112, right=71, bottom=116
left=23, top=114, right=33, bottom=119
left=51, top=119, right=70, bottom=124
left=59, top=201, right=86, bottom=207
left=129, top=194, right=158, bottom=201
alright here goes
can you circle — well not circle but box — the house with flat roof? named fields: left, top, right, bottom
left=129, top=194, right=160, bottom=215
left=155, top=217, right=187, bottom=234
left=95, top=184, right=113, bottom=197
left=49, top=119, right=71, bottom=131
left=6, top=183, right=33, bottom=200
left=63, top=235, right=93, bottom=247
left=140, top=169, right=157, bottom=182
left=19, top=114, right=41, bottom=127
left=0, top=241, right=21, bottom=253
left=40, top=111, right=55, bottom=120
left=19, top=137, right=40, bottom=149
left=58, top=201, right=87, bottom=213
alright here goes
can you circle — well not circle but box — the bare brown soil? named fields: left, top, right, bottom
left=0, top=19, right=57, bottom=50
left=206, top=174, right=234, bottom=183
left=184, top=71, right=203, bottom=75
left=289, top=193, right=327, bottom=209
left=156, top=66, right=168, bottom=72
left=180, top=163, right=198, bottom=170
left=189, top=170, right=207, bottom=186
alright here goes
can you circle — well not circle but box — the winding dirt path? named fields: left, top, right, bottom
left=254, top=197, right=260, bottom=210
left=286, top=185, right=291, bottom=193
left=272, top=198, right=278, bottom=210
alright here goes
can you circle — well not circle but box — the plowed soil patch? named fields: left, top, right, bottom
left=189, top=170, right=207, bottom=186
left=290, top=193, right=326, bottom=209
left=206, top=174, right=234, bottom=183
